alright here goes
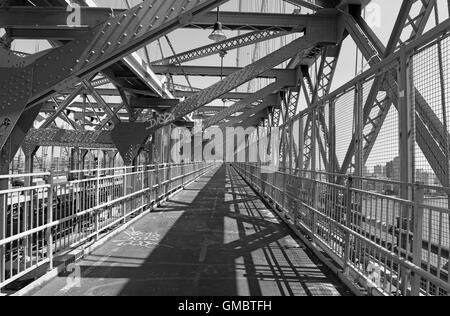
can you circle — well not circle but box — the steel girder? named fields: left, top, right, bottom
left=153, top=12, right=341, bottom=68
left=173, top=90, right=253, bottom=100
left=3, top=105, right=43, bottom=164
left=24, top=128, right=115, bottom=149
left=203, top=73, right=297, bottom=128
left=214, top=92, right=279, bottom=127
left=0, top=0, right=229, bottom=153
left=283, top=0, right=322, bottom=11
left=144, top=15, right=341, bottom=133
left=151, top=65, right=296, bottom=79
left=300, top=45, right=341, bottom=171
left=219, top=95, right=278, bottom=128
left=1, top=9, right=310, bottom=38
left=151, top=29, right=294, bottom=66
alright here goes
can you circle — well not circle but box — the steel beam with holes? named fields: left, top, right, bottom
left=0, top=0, right=229, bottom=153
left=151, top=29, right=294, bottom=66
left=24, top=128, right=116, bottom=149
left=1, top=9, right=311, bottom=38
left=151, top=65, right=296, bottom=79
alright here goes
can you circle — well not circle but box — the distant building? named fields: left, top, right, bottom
left=392, top=156, right=400, bottom=181
left=363, top=165, right=370, bottom=176
left=374, top=165, right=385, bottom=177
left=416, top=169, right=431, bottom=185
left=386, top=161, right=393, bottom=179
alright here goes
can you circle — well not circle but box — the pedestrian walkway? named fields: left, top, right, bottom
left=28, top=165, right=351, bottom=296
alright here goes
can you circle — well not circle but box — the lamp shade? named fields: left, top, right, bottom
left=208, top=22, right=227, bottom=42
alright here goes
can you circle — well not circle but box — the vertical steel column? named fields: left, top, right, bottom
left=298, top=117, right=304, bottom=176
left=412, top=184, right=424, bottom=296
left=46, top=173, right=54, bottom=271
left=311, top=109, right=318, bottom=236
left=288, top=121, right=294, bottom=175
left=95, top=160, right=100, bottom=241
left=24, top=146, right=37, bottom=187
left=328, top=100, right=336, bottom=182
left=353, top=83, right=364, bottom=234
left=398, top=45, right=414, bottom=204
left=344, top=176, right=353, bottom=274
left=354, top=83, right=364, bottom=181
left=398, top=44, right=415, bottom=294
left=282, top=125, right=288, bottom=212
left=0, top=146, right=8, bottom=293
left=436, top=34, right=450, bottom=236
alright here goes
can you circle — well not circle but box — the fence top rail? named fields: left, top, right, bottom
left=292, top=168, right=450, bottom=193
left=0, top=184, right=51, bottom=195
left=0, top=172, right=51, bottom=180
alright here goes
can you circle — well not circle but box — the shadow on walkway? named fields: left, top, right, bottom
left=30, top=165, right=352, bottom=296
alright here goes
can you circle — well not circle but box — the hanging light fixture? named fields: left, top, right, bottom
left=208, top=7, right=227, bottom=42
left=219, top=49, right=227, bottom=108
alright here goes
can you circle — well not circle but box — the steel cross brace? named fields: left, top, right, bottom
left=24, top=128, right=115, bottom=149
left=0, top=0, right=230, bottom=153
left=151, top=29, right=294, bottom=66
left=218, top=94, right=279, bottom=128
left=203, top=73, right=296, bottom=128
left=300, top=45, right=341, bottom=171
left=339, top=3, right=446, bottom=182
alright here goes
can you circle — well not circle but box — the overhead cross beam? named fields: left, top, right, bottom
left=203, top=78, right=294, bottom=129
left=1, top=9, right=309, bottom=39
left=151, top=29, right=294, bottom=66
left=151, top=65, right=296, bottom=79
left=24, top=128, right=116, bottom=149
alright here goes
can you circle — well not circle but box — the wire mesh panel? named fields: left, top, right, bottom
left=234, top=20, right=450, bottom=296
left=334, top=89, right=356, bottom=169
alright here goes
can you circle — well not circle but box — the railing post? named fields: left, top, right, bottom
left=398, top=44, right=415, bottom=295
left=122, top=167, right=127, bottom=223
left=155, top=162, right=160, bottom=202
left=181, top=163, right=185, bottom=188
left=47, top=173, right=54, bottom=271
left=167, top=163, right=171, bottom=195
left=94, top=209, right=100, bottom=241
left=282, top=126, right=288, bottom=213
left=328, top=100, right=336, bottom=182
left=0, top=192, right=6, bottom=293
left=311, top=109, right=318, bottom=236
left=411, top=183, right=424, bottom=296
left=343, top=176, right=353, bottom=274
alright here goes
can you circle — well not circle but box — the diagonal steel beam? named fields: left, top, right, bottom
left=40, top=85, right=84, bottom=129
left=283, top=0, right=322, bottom=11
left=218, top=94, right=278, bottom=128
left=203, top=75, right=295, bottom=128
left=83, top=81, right=121, bottom=128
